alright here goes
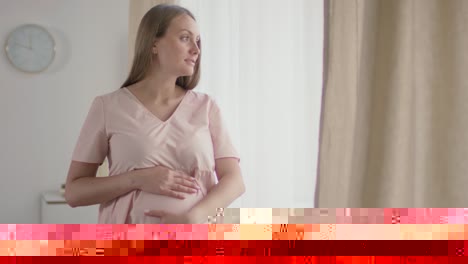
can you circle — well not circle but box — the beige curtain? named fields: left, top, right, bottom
left=128, top=0, right=179, bottom=65
left=316, top=0, right=468, bottom=207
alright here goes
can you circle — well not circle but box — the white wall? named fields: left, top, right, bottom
left=0, top=0, right=129, bottom=223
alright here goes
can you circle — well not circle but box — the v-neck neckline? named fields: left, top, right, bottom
left=123, top=87, right=189, bottom=124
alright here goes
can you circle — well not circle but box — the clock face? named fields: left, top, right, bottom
left=5, top=24, right=55, bottom=73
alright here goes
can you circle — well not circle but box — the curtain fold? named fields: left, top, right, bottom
left=317, top=0, right=468, bottom=207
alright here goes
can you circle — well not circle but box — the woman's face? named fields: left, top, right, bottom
left=153, top=14, right=200, bottom=77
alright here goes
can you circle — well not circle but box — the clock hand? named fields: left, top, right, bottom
left=13, top=42, right=31, bottom=50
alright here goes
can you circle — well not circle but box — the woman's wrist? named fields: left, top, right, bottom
left=128, top=166, right=166, bottom=191
left=127, top=168, right=151, bottom=191
left=125, top=170, right=142, bottom=191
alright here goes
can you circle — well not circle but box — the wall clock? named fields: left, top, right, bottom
left=5, top=24, right=55, bottom=73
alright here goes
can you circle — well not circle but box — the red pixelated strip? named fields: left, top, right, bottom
left=119, top=240, right=467, bottom=256
left=2, top=256, right=468, bottom=264
left=36, top=240, right=468, bottom=256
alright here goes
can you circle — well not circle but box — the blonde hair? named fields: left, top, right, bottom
left=121, top=4, right=201, bottom=90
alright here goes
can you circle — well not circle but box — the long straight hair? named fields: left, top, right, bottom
left=121, top=4, right=201, bottom=90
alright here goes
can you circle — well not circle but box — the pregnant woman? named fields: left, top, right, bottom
left=64, top=4, right=245, bottom=224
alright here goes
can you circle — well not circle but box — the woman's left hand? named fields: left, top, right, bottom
left=144, top=209, right=201, bottom=224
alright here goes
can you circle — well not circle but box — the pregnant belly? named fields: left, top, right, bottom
left=127, top=189, right=205, bottom=224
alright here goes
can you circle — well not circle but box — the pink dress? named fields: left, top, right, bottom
left=71, top=87, right=240, bottom=223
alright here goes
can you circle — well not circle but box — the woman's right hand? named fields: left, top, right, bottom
left=134, top=166, right=200, bottom=199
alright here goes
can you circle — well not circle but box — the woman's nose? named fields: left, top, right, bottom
left=191, top=43, right=200, bottom=55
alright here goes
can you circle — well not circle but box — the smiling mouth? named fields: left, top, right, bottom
left=185, top=59, right=196, bottom=66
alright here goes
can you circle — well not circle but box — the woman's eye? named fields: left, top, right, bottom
left=181, top=36, right=189, bottom=41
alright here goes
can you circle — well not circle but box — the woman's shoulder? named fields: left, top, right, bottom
left=92, top=87, right=128, bottom=104
left=186, top=89, right=217, bottom=106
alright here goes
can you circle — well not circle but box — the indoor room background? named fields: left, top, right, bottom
left=0, top=0, right=324, bottom=223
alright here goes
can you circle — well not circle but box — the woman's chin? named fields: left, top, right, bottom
left=178, top=68, right=194, bottom=76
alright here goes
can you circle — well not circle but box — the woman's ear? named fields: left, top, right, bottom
left=152, top=39, right=158, bottom=54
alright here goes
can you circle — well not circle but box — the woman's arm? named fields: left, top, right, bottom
left=64, top=161, right=143, bottom=207
left=65, top=161, right=200, bottom=207
left=188, top=157, right=246, bottom=223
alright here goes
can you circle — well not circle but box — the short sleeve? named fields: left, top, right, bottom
left=71, top=96, right=108, bottom=165
left=209, top=99, right=240, bottom=162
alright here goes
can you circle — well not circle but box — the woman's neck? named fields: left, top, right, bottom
left=134, top=74, right=183, bottom=104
